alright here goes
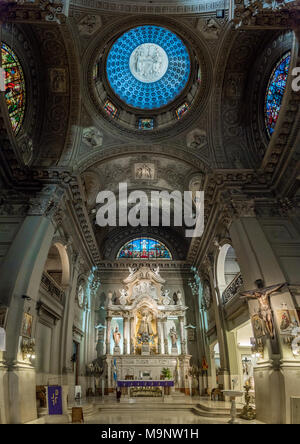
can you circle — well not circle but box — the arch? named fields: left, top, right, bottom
left=216, top=243, right=241, bottom=296
left=44, top=242, right=70, bottom=288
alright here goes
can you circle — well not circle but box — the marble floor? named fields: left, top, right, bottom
left=27, top=395, right=263, bottom=424
left=72, top=396, right=263, bottom=425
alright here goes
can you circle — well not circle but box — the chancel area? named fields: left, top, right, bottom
left=0, top=0, right=300, bottom=426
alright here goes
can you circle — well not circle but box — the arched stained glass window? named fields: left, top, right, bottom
left=1, top=43, right=26, bottom=134
left=117, top=238, right=172, bottom=260
left=265, top=52, right=290, bottom=137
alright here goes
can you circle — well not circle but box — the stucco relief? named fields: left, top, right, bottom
left=82, top=127, right=103, bottom=148
left=78, top=14, right=102, bottom=36
left=187, top=129, right=207, bottom=150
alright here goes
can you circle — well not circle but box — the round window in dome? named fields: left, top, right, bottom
left=106, top=26, right=191, bottom=110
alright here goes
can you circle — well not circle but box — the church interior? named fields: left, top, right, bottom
left=0, top=0, right=300, bottom=426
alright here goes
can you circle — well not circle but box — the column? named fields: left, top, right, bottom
left=205, top=256, right=231, bottom=391
left=157, top=318, right=163, bottom=354
left=123, top=316, right=129, bottom=355
left=106, top=317, right=112, bottom=355
left=0, top=186, right=65, bottom=423
left=130, top=317, right=135, bottom=355
left=179, top=316, right=186, bottom=355
left=162, top=318, right=169, bottom=355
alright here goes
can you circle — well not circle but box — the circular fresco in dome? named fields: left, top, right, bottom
left=106, top=26, right=191, bottom=110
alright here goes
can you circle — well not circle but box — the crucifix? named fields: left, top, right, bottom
left=240, top=281, right=286, bottom=339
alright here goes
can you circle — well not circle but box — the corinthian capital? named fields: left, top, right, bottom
left=231, top=199, right=256, bottom=218
left=28, top=185, right=65, bottom=218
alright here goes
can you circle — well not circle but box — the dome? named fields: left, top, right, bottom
left=106, top=26, right=191, bottom=110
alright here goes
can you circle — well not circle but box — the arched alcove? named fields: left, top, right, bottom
left=43, top=242, right=70, bottom=288
left=216, top=244, right=241, bottom=296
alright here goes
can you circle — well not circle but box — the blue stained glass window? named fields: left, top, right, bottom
left=117, top=238, right=172, bottom=260
left=106, top=26, right=191, bottom=110
left=265, top=52, right=291, bottom=137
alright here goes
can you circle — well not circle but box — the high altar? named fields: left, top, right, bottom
left=104, top=266, right=191, bottom=393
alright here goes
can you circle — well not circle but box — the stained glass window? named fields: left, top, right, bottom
left=265, top=52, right=291, bottom=137
left=106, top=26, right=191, bottom=110
left=104, top=100, right=117, bottom=118
left=176, top=102, right=189, bottom=120
left=1, top=43, right=26, bottom=134
left=138, top=118, right=154, bottom=130
left=117, top=238, right=172, bottom=260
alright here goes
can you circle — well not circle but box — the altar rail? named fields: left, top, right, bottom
left=117, top=380, right=174, bottom=387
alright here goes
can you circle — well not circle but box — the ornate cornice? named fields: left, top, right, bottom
left=233, top=0, right=297, bottom=29
left=0, top=0, right=67, bottom=24
left=70, top=0, right=229, bottom=15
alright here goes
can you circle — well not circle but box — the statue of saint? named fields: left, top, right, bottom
left=176, top=290, right=183, bottom=306
left=138, top=311, right=154, bottom=336
left=170, top=327, right=178, bottom=347
left=240, top=283, right=285, bottom=338
left=113, top=326, right=121, bottom=346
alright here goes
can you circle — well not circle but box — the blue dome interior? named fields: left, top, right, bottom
left=106, top=26, right=191, bottom=110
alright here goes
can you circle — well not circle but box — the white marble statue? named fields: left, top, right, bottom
left=119, top=288, right=128, bottom=305
left=112, top=325, right=121, bottom=346
left=153, top=265, right=160, bottom=277
left=169, top=327, right=178, bottom=347
left=107, top=291, right=113, bottom=306
left=162, top=289, right=171, bottom=305
left=177, top=290, right=183, bottom=306
left=128, top=266, right=136, bottom=277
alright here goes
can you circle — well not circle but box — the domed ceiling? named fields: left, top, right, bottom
left=106, top=26, right=191, bottom=109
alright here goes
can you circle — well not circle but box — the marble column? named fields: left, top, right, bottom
left=206, top=262, right=230, bottom=391
left=179, top=316, right=186, bottom=355
left=130, top=317, right=135, bottom=355
left=106, top=317, right=112, bottom=355
left=0, top=186, right=65, bottom=423
left=157, top=318, right=163, bottom=354
left=123, top=316, right=129, bottom=355
left=162, top=318, right=169, bottom=355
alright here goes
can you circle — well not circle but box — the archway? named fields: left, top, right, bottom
left=43, top=242, right=70, bottom=288
left=35, top=242, right=70, bottom=388
left=216, top=243, right=241, bottom=301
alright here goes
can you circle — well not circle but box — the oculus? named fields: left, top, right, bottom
left=106, top=26, right=191, bottom=110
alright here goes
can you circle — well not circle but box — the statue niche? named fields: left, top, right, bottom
left=136, top=308, right=158, bottom=355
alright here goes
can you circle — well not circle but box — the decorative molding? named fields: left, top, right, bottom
left=222, top=272, right=243, bottom=304
left=70, top=0, right=230, bottom=15
left=0, top=0, right=67, bottom=24
left=233, top=0, right=297, bottom=30
left=40, top=271, right=65, bottom=305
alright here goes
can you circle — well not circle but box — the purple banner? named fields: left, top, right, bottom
left=117, top=380, right=174, bottom=388
left=48, top=386, right=62, bottom=415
